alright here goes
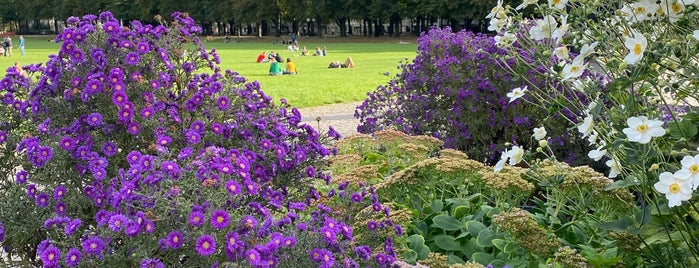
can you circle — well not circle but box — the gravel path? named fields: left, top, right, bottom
left=298, top=101, right=362, bottom=138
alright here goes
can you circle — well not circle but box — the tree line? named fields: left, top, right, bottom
left=0, top=0, right=516, bottom=37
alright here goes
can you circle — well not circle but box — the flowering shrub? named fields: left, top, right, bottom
left=355, top=27, right=593, bottom=165
left=489, top=0, right=699, bottom=265
left=0, top=12, right=397, bottom=267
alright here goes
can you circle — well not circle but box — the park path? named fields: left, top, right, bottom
left=298, top=101, right=362, bottom=138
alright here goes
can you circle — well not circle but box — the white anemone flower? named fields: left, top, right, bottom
left=554, top=46, right=569, bottom=60
left=494, top=32, right=517, bottom=48
left=621, top=0, right=660, bottom=23
left=548, top=0, right=568, bottom=9
left=577, top=115, right=594, bottom=138
left=528, top=15, right=557, bottom=40
left=578, top=41, right=599, bottom=58
left=551, top=15, right=568, bottom=42
left=507, top=86, right=528, bottom=103
left=623, top=30, right=647, bottom=65
left=654, top=172, right=693, bottom=208
left=587, top=146, right=607, bottom=161
left=562, top=55, right=588, bottom=81
left=622, top=116, right=665, bottom=144
left=488, top=17, right=507, bottom=32
left=606, top=159, right=622, bottom=178
left=508, top=145, right=524, bottom=165
left=516, top=0, right=539, bottom=10
left=676, top=155, right=699, bottom=189
left=532, top=127, right=547, bottom=140
left=487, top=0, right=505, bottom=19
left=659, top=0, right=686, bottom=22
left=494, top=145, right=525, bottom=172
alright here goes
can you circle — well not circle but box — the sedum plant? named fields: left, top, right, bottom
left=0, top=11, right=397, bottom=268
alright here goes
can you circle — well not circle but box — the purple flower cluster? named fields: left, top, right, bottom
left=356, top=27, right=592, bottom=165
left=0, top=11, right=399, bottom=267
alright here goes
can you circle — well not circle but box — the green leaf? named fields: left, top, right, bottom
left=407, top=234, right=430, bottom=259
left=668, top=120, right=698, bottom=139
left=453, top=205, right=470, bottom=218
left=476, top=228, right=496, bottom=247
left=402, top=251, right=418, bottom=263
left=447, top=254, right=465, bottom=264
left=492, top=238, right=507, bottom=251
left=431, top=199, right=444, bottom=213
left=433, top=215, right=463, bottom=231
left=434, top=235, right=462, bottom=251
left=407, top=234, right=426, bottom=246
left=466, top=220, right=486, bottom=237
left=503, top=241, right=519, bottom=254
left=471, top=252, right=493, bottom=265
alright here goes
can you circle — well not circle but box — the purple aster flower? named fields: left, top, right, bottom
left=111, top=90, right=128, bottom=105
left=102, top=141, right=118, bottom=157
left=64, top=247, right=81, bottom=267
left=246, top=249, right=263, bottom=265
left=156, top=135, right=172, bottom=146
left=185, top=129, right=201, bottom=144
left=306, top=165, right=316, bottom=178
left=108, top=214, right=128, bottom=232
left=140, top=106, right=155, bottom=119
left=210, top=209, right=230, bottom=230
left=69, top=49, right=85, bottom=62
left=53, top=185, right=67, bottom=200
left=126, top=151, right=142, bottom=165
left=167, top=231, right=184, bottom=249
left=122, top=221, right=139, bottom=237
left=125, top=52, right=140, bottom=65
left=243, top=179, right=258, bottom=194
left=372, top=202, right=382, bottom=212
left=191, top=120, right=206, bottom=133
left=177, top=147, right=193, bottom=159
left=82, top=236, right=105, bottom=255
left=84, top=79, right=102, bottom=93
left=35, top=193, right=50, bottom=208
left=55, top=202, right=67, bottom=215
left=240, top=215, right=258, bottom=230
left=15, top=170, right=28, bottom=184
left=0, top=131, right=6, bottom=144
left=40, top=245, right=61, bottom=267
left=126, top=122, right=141, bottom=135
left=189, top=211, right=205, bottom=227
left=225, top=180, right=241, bottom=195
left=217, top=96, right=230, bottom=111
left=143, top=219, right=155, bottom=234
left=86, top=112, right=103, bottom=126
left=196, top=235, right=216, bottom=256
left=26, top=184, right=37, bottom=198
left=136, top=41, right=151, bottom=54
left=103, top=21, right=120, bottom=34
left=211, top=122, right=224, bottom=135
left=141, top=258, right=165, bottom=268
left=350, top=192, right=363, bottom=203
left=118, top=108, right=134, bottom=122
left=367, top=220, right=379, bottom=231
left=321, top=226, right=338, bottom=244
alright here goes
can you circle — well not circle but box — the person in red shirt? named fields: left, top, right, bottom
left=256, top=51, right=268, bottom=63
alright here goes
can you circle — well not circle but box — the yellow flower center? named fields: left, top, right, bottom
left=690, top=164, right=699, bottom=174
left=634, top=43, right=642, bottom=55
left=671, top=3, right=682, bottom=13
left=229, top=185, right=237, bottom=191
left=669, top=183, right=680, bottom=193
left=552, top=0, right=560, bottom=4
left=250, top=253, right=256, bottom=260
left=90, top=243, right=97, bottom=249
left=173, top=236, right=179, bottom=242
left=570, top=66, right=579, bottom=73
left=217, top=216, right=224, bottom=223
left=49, top=253, right=55, bottom=260
left=636, top=124, right=648, bottom=133
left=202, top=241, right=209, bottom=249
left=634, top=6, right=646, bottom=14
left=71, top=255, right=77, bottom=261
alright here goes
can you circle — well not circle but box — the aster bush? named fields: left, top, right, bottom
left=0, top=11, right=395, bottom=267
left=355, top=27, right=593, bottom=166
left=489, top=0, right=699, bottom=265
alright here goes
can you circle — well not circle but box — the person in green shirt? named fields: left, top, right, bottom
left=269, top=58, right=282, bottom=76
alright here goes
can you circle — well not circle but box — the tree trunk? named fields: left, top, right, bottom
left=347, top=17, right=353, bottom=35
left=316, top=15, right=322, bottom=37
left=335, top=17, right=347, bottom=37
left=275, top=14, right=282, bottom=37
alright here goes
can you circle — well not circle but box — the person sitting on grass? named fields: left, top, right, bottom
left=314, top=47, right=323, bottom=56
left=283, top=58, right=297, bottom=75
left=257, top=51, right=268, bottom=63
left=301, top=46, right=309, bottom=56
left=269, top=58, right=283, bottom=76
left=344, top=56, right=355, bottom=68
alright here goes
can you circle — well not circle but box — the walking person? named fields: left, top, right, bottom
left=2, top=35, right=12, bottom=57
left=18, top=35, right=25, bottom=56
left=2, top=36, right=10, bottom=57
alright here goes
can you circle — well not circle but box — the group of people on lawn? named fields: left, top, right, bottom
left=256, top=49, right=355, bottom=76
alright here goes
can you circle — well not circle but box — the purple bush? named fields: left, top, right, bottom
left=0, top=12, right=398, bottom=267
left=356, top=27, right=590, bottom=165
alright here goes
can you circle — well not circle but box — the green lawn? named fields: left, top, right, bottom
left=2, top=36, right=418, bottom=108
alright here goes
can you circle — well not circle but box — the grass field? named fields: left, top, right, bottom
left=1, top=36, right=418, bottom=108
